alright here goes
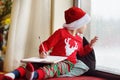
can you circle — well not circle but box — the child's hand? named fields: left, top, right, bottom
left=89, top=36, right=98, bottom=48
left=39, top=51, right=48, bottom=58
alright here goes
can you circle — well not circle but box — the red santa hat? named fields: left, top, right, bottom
left=63, top=7, right=91, bottom=30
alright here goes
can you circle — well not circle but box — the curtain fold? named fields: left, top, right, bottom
left=3, top=0, right=33, bottom=72
left=4, top=0, right=51, bottom=72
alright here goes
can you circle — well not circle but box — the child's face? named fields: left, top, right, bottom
left=77, top=25, right=87, bottom=34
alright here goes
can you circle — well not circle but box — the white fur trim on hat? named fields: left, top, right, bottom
left=63, top=14, right=91, bottom=30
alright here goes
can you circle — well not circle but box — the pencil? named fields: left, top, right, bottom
left=39, top=36, right=47, bottom=54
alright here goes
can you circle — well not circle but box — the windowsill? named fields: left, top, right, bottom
left=96, top=65, right=120, bottom=75
left=94, top=47, right=120, bottom=75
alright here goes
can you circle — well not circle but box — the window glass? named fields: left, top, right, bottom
left=91, top=0, right=120, bottom=74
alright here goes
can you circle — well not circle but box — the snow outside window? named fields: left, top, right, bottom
left=90, top=0, right=120, bottom=74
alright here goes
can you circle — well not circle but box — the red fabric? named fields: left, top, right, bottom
left=47, top=76, right=105, bottom=80
left=0, top=34, right=3, bottom=42
left=2, top=75, right=13, bottom=80
left=36, top=69, right=45, bottom=80
left=26, top=63, right=34, bottom=72
left=39, top=28, right=92, bottom=64
left=16, top=67, right=26, bottom=77
left=0, top=74, right=105, bottom=80
left=65, top=7, right=86, bottom=24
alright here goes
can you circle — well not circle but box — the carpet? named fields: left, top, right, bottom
left=0, top=73, right=106, bottom=80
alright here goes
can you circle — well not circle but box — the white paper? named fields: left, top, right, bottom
left=21, top=56, right=67, bottom=63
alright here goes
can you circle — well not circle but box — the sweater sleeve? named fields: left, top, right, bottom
left=39, top=29, right=61, bottom=53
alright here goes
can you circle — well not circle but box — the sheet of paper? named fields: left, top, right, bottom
left=21, top=56, right=67, bottom=63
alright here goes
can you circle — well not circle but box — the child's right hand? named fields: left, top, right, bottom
left=89, top=36, right=98, bottom=48
left=39, top=51, right=48, bottom=58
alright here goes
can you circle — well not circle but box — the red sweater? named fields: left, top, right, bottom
left=39, top=28, right=92, bottom=64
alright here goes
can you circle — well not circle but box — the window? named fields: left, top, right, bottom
left=91, top=0, right=120, bottom=74
left=80, top=0, right=120, bottom=74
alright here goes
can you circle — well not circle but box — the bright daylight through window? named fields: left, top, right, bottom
left=90, top=0, right=120, bottom=74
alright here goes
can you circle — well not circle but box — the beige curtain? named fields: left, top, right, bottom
left=52, top=0, right=73, bottom=32
left=3, top=0, right=51, bottom=72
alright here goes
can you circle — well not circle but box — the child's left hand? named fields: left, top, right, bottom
left=89, top=36, right=98, bottom=48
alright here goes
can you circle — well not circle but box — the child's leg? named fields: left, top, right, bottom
left=25, top=63, right=39, bottom=80
left=3, top=66, right=26, bottom=80
left=26, top=63, right=34, bottom=80
left=37, top=61, right=73, bottom=79
left=60, top=60, right=89, bottom=77
left=26, top=61, right=73, bottom=80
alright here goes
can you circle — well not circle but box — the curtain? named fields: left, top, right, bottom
left=3, top=0, right=51, bottom=72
